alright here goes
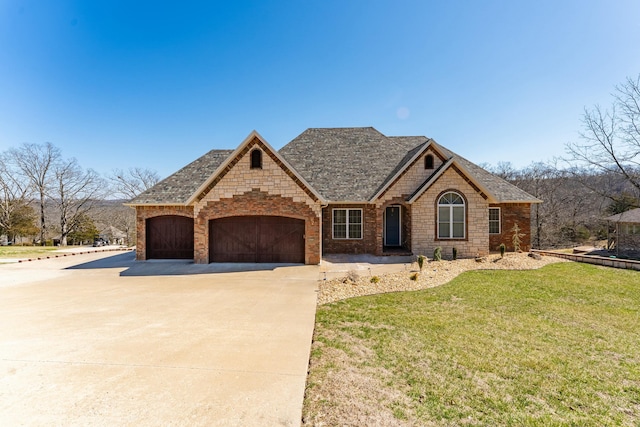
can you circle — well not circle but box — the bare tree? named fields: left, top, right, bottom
left=565, top=74, right=640, bottom=206
left=7, top=142, right=61, bottom=245
left=50, top=157, right=105, bottom=246
left=109, top=167, right=160, bottom=200
left=0, top=154, right=32, bottom=241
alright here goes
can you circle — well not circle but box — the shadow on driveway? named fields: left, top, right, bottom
left=65, top=251, right=304, bottom=276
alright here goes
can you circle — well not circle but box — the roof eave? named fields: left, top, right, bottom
left=407, top=158, right=455, bottom=203
left=369, top=138, right=434, bottom=202
left=123, top=202, right=190, bottom=207
left=185, top=130, right=326, bottom=205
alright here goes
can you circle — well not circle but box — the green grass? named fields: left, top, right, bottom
left=0, top=246, right=66, bottom=259
left=303, top=263, right=640, bottom=426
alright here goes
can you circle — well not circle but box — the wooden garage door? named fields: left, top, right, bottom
left=146, top=215, right=194, bottom=259
left=209, top=216, right=304, bottom=263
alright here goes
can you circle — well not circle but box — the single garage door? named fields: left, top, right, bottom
left=209, top=216, right=304, bottom=263
left=146, top=215, right=194, bottom=259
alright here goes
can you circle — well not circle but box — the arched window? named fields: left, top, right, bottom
left=438, top=192, right=465, bottom=239
left=250, top=149, right=262, bottom=169
left=425, top=154, right=434, bottom=169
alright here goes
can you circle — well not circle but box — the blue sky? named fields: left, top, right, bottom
left=1, top=1, right=639, bottom=179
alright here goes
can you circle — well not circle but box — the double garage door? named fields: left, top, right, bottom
left=209, top=216, right=305, bottom=263
left=146, top=215, right=304, bottom=263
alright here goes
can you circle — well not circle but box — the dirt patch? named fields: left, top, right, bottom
left=303, top=328, right=418, bottom=426
left=318, top=253, right=568, bottom=305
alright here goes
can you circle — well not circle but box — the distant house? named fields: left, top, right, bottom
left=605, top=208, right=640, bottom=256
left=126, top=128, right=540, bottom=264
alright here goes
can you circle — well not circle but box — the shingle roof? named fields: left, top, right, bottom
left=129, top=127, right=539, bottom=205
left=278, top=127, right=426, bottom=201
left=128, top=149, right=233, bottom=204
left=444, top=150, right=541, bottom=203
left=605, top=208, right=640, bottom=223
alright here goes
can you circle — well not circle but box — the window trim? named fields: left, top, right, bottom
left=436, top=191, right=466, bottom=240
left=250, top=149, right=262, bottom=169
left=332, top=208, right=363, bottom=240
left=489, top=207, right=501, bottom=234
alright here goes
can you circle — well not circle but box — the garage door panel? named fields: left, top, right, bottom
left=209, top=216, right=304, bottom=263
left=146, top=216, right=194, bottom=259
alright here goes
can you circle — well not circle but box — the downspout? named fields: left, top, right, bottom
left=320, top=203, right=328, bottom=263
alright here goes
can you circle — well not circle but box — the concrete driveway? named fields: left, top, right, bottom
left=0, top=251, right=320, bottom=426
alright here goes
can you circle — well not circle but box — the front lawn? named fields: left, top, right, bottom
left=303, top=263, right=640, bottom=426
left=0, top=246, right=62, bottom=259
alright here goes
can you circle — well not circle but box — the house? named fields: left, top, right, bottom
left=605, top=208, right=640, bottom=256
left=126, top=127, right=540, bottom=264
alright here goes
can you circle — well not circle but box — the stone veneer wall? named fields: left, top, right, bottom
left=135, top=205, right=194, bottom=260
left=322, top=204, right=377, bottom=255
left=488, top=203, right=533, bottom=252
left=194, top=141, right=320, bottom=218
left=412, top=167, right=490, bottom=258
left=196, top=190, right=320, bottom=264
left=194, top=143, right=321, bottom=264
left=377, top=148, right=444, bottom=205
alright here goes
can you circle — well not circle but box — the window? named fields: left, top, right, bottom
left=425, top=154, right=434, bottom=169
left=333, top=209, right=362, bottom=239
left=489, top=207, right=501, bottom=234
left=250, top=149, right=262, bottom=169
left=624, top=224, right=640, bottom=235
left=438, top=192, right=465, bottom=239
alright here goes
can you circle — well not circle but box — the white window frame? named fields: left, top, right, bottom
left=489, top=207, right=501, bottom=234
left=437, top=192, right=466, bottom=239
left=332, top=208, right=363, bottom=240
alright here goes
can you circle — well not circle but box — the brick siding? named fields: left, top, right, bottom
left=488, top=203, right=532, bottom=252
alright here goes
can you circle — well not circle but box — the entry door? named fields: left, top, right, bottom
left=384, top=206, right=401, bottom=246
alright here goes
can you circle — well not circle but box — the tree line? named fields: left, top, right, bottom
left=2, top=74, right=638, bottom=249
left=0, top=142, right=159, bottom=246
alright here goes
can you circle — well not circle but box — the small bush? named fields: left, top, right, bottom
left=370, top=276, right=380, bottom=284
left=452, top=247, right=458, bottom=260
left=410, top=272, right=419, bottom=281
left=433, top=247, right=442, bottom=261
left=417, top=255, right=426, bottom=271
left=499, top=243, right=506, bottom=258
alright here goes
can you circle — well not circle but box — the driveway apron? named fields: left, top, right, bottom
left=0, top=251, right=319, bottom=426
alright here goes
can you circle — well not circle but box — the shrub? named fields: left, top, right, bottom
left=417, top=255, right=426, bottom=271
left=499, top=243, right=506, bottom=258
left=410, top=272, right=419, bottom=281
left=370, top=276, right=380, bottom=284
left=433, top=247, right=442, bottom=261
left=511, top=223, right=525, bottom=252
left=452, top=247, right=458, bottom=260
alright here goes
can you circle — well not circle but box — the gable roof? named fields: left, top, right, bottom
left=605, top=208, right=640, bottom=223
left=127, top=131, right=324, bottom=206
left=186, top=131, right=324, bottom=204
left=280, top=127, right=539, bottom=203
left=127, top=149, right=233, bottom=205
left=128, top=127, right=539, bottom=206
left=278, top=127, right=428, bottom=201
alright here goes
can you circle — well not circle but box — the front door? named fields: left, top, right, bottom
left=384, top=206, right=401, bottom=246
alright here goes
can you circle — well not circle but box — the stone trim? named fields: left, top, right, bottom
left=451, top=165, right=488, bottom=200
left=196, top=137, right=319, bottom=203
